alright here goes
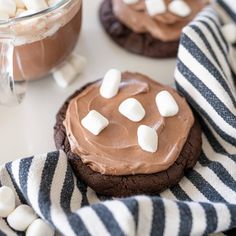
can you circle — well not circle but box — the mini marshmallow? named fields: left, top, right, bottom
left=119, top=98, right=145, bottom=122
left=81, top=110, right=109, bottom=135
left=0, top=0, right=16, bottom=17
left=137, top=125, right=158, bottom=153
left=100, top=69, right=122, bottom=99
left=145, top=0, right=166, bottom=16
left=156, top=90, right=179, bottom=117
left=53, top=62, right=78, bottom=88
left=0, top=11, right=10, bottom=20
left=23, top=0, right=48, bottom=11
left=14, top=0, right=25, bottom=8
left=221, top=23, right=236, bottom=44
left=168, top=0, right=191, bottom=17
left=68, top=54, right=87, bottom=74
left=7, top=205, right=38, bottom=231
left=122, top=0, right=139, bottom=4
left=0, top=186, right=15, bottom=217
left=26, top=219, right=55, bottom=236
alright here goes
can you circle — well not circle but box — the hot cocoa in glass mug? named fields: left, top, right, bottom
left=0, top=0, right=82, bottom=105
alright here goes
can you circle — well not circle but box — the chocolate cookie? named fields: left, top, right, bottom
left=54, top=80, right=202, bottom=197
left=99, top=0, right=179, bottom=58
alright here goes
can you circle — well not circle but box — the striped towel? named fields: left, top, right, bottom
left=1, top=1, right=236, bottom=236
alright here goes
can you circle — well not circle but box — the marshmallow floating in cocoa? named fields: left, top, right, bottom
left=22, top=0, right=48, bottom=12
left=0, top=186, right=16, bottom=218
left=0, top=0, right=16, bottom=17
left=26, top=219, right=55, bottom=236
left=221, top=23, right=236, bottom=44
left=168, top=0, right=191, bottom=17
left=122, top=0, right=139, bottom=4
left=119, top=98, right=145, bottom=122
left=7, top=205, right=38, bottom=231
left=156, top=90, right=179, bottom=117
left=145, top=0, right=166, bottom=16
left=100, top=69, right=122, bottom=99
left=137, top=125, right=158, bottom=153
left=81, top=110, right=109, bottom=135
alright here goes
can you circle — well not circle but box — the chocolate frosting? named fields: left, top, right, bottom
left=112, top=0, right=209, bottom=41
left=64, top=72, right=194, bottom=176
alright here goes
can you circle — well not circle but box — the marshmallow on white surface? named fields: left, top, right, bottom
left=7, top=205, right=38, bottom=231
left=119, top=98, right=145, bottom=122
left=0, top=186, right=15, bottom=218
left=137, top=125, right=158, bottom=153
left=26, top=219, right=55, bottom=236
left=221, top=23, right=236, bottom=44
left=14, top=0, right=25, bottom=8
left=168, top=0, right=191, bottom=17
left=100, top=69, right=122, bottom=99
left=145, top=0, right=166, bottom=16
left=69, top=54, right=87, bottom=74
left=122, top=0, right=139, bottom=4
left=156, top=91, right=179, bottom=117
left=81, top=110, right=109, bottom=135
left=0, top=0, right=16, bottom=17
left=23, top=0, right=48, bottom=11
left=53, top=62, right=78, bottom=88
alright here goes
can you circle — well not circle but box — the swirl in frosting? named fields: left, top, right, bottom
left=63, top=72, right=194, bottom=176
left=112, top=0, right=209, bottom=41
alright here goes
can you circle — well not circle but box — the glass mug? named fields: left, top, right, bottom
left=0, top=0, right=82, bottom=105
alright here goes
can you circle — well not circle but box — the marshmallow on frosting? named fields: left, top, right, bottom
left=168, top=0, right=191, bottom=17
left=145, top=0, right=166, bottom=16
left=138, top=125, right=158, bottom=153
left=119, top=98, right=146, bottom=122
left=81, top=110, right=109, bottom=135
left=100, top=69, right=122, bottom=99
left=156, top=90, right=179, bottom=117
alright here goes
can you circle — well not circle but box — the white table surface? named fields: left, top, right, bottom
left=0, top=0, right=176, bottom=165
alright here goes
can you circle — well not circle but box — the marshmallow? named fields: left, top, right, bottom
left=26, top=219, right=55, bottom=236
left=0, top=0, right=16, bottom=17
left=156, top=90, right=179, bottom=117
left=23, top=0, right=48, bottom=11
left=0, top=186, right=15, bottom=218
left=14, top=0, right=25, bottom=8
left=81, top=110, right=109, bottom=135
left=7, top=205, right=38, bottom=231
left=122, top=0, right=139, bottom=4
left=100, top=69, right=121, bottom=99
left=53, top=62, right=78, bottom=88
left=145, top=0, right=166, bottom=16
left=221, top=23, right=236, bottom=44
left=119, top=98, right=145, bottom=122
left=69, top=54, right=87, bottom=74
left=137, top=125, right=158, bottom=153
left=0, top=11, right=10, bottom=20
left=168, top=0, right=191, bottom=17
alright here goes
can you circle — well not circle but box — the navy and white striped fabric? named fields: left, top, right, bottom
left=1, top=1, right=236, bottom=236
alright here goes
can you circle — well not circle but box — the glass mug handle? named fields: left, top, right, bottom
left=0, top=37, right=26, bottom=105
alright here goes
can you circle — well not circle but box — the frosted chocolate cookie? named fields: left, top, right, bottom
left=99, top=0, right=209, bottom=58
left=54, top=70, right=202, bottom=197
